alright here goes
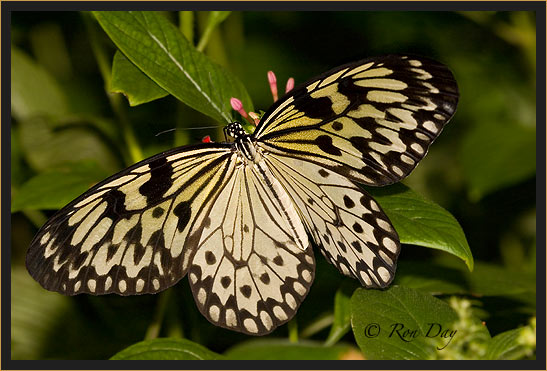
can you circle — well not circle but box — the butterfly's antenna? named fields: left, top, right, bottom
left=155, top=126, right=223, bottom=137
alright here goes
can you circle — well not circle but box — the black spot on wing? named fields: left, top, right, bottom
left=332, top=121, right=343, bottom=131
left=152, top=207, right=164, bottom=218
left=173, top=201, right=191, bottom=232
left=318, top=169, right=329, bottom=178
left=133, top=241, right=146, bottom=264
left=240, top=285, right=252, bottom=298
left=103, top=190, right=128, bottom=219
left=295, top=94, right=336, bottom=119
left=138, top=157, right=173, bottom=201
left=315, top=135, right=342, bottom=156
left=273, top=256, right=284, bottom=266
left=205, top=251, right=216, bottom=265
left=221, top=276, right=231, bottom=288
left=351, top=240, right=363, bottom=253
left=343, top=195, right=355, bottom=208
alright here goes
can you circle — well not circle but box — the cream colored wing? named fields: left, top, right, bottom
left=188, top=160, right=315, bottom=335
left=26, top=144, right=235, bottom=296
left=263, top=151, right=400, bottom=288
left=255, top=55, right=459, bottom=186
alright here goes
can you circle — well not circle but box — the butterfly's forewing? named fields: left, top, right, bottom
left=263, top=152, right=399, bottom=288
left=26, top=144, right=234, bottom=296
left=255, top=55, right=459, bottom=186
left=188, top=159, right=315, bottom=335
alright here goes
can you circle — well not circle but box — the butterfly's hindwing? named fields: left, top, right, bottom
left=255, top=55, right=459, bottom=186
left=188, top=160, right=315, bottom=335
left=26, top=144, right=234, bottom=296
left=263, top=151, right=399, bottom=287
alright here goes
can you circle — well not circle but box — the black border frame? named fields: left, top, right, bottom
left=2, top=1, right=545, bottom=370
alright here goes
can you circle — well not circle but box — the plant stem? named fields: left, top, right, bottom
left=82, top=13, right=143, bottom=164
left=145, top=289, right=172, bottom=340
left=288, top=318, right=298, bottom=343
left=300, top=314, right=334, bottom=340
left=179, top=11, right=194, bottom=45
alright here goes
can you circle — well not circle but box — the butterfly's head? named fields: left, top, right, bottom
left=224, top=122, right=247, bottom=140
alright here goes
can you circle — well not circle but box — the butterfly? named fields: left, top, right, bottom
left=26, top=55, right=459, bottom=335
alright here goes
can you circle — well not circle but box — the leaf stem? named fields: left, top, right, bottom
left=83, top=13, right=143, bottom=164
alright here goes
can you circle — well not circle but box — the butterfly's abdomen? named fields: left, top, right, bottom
left=252, top=160, right=309, bottom=252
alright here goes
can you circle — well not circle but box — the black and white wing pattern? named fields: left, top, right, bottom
left=255, top=55, right=459, bottom=186
left=264, top=153, right=399, bottom=287
left=26, top=144, right=235, bottom=296
left=254, top=54, right=458, bottom=286
left=188, top=161, right=314, bottom=335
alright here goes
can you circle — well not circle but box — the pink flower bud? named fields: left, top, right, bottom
left=267, top=70, right=279, bottom=102
left=230, top=97, right=248, bottom=118
left=285, top=77, right=295, bottom=93
left=249, top=111, right=260, bottom=126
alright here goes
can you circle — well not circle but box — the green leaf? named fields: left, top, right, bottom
left=367, top=183, right=474, bottom=271
left=11, top=47, right=70, bottom=121
left=325, top=279, right=358, bottom=346
left=224, top=339, right=358, bottom=360
left=396, top=258, right=535, bottom=302
left=351, top=286, right=459, bottom=360
left=483, top=327, right=532, bottom=360
left=93, top=11, right=253, bottom=123
left=11, top=267, right=72, bottom=360
left=394, top=260, right=468, bottom=295
left=18, top=116, right=120, bottom=174
left=461, top=121, right=536, bottom=201
left=11, top=161, right=109, bottom=212
left=11, top=126, right=28, bottom=187
left=456, top=260, right=535, bottom=299
left=110, top=338, right=223, bottom=360
left=111, top=51, right=168, bottom=106
left=196, top=11, right=231, bottom=52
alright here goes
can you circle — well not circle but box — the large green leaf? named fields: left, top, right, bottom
left=461, top=121, right=536, bottom=201
left=111, top=51, right=168, bottom=106
left=93, top=11, right=253, bottom=123
left=11, top=47, right=69, bottom=121
left=224, top=339, right=357, bottom=360
left=368, top=183, right=473, bottom=271
left=11, top=161, right=109, bottom=212
left=18, top=117, right=119, bottom=174
left=351, top=286, right=459, bottom=360
left=110, top=338, right=223, bottom=360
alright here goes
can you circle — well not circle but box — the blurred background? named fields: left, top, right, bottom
left=10, top=11, right=536, bottom=359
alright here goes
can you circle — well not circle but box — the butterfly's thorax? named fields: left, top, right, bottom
left=235, top=136, right=257, bottom=162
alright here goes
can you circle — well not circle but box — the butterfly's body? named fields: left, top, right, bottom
left=26, top=55, right=459, bottom=335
